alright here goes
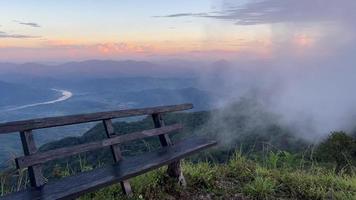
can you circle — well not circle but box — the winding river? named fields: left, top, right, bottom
left=5, top=89, right=73, bottom=111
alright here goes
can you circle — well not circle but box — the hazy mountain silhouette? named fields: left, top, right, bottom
left=0, top=60, right=200, bottom=80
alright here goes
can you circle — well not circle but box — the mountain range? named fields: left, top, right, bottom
left=0, top=60, right=206, bottom=81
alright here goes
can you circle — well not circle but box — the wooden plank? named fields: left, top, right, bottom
left=19, top=130, right=45, bottom=188
left=0, top=104, right=193, bottom=134
left=103, top=119, right=132, bottom=195
left=152, top=113, right=183, bottom=182
left=1, top=138, right=217, bottom=200
left=15, top=124, right=183, bottom=169
left=152, top=113, right=172, bottom=146
left=103, top=119, right=122, bottom=161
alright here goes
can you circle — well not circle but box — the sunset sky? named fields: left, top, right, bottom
left=0, top=0, right=354, bottom=62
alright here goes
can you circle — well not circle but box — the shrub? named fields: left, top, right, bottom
left=316, top=132, right=356, bottom=173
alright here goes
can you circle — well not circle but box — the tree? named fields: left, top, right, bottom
left=316, top=131, right=356, bottom=173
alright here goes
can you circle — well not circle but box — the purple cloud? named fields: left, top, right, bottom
left=0, top=31, right=40, bottom=38
left=153, top=13, right=207, bottom=18
left=14, top=20, right=41, bottom=28
left=156, top=0, right=356, bottom=27
left=208, top=0, right=356, bottom=26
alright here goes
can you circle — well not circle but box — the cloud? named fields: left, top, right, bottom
left=0, top=31, right=40, bottom=39
left=14, top=20, right=41, bottom=28
left=156, top=0, right=356, bottom=27
left=153, top=12, right=207, bottom=18
left=96, top=42, right=153, bottom=54
left=208, top=0, right=356, bottom=26
left=193, top=0, right=356, bottom=140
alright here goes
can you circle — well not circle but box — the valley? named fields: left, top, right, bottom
left=0, top=68, right=213, bottom=167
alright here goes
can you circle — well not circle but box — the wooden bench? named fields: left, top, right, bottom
left=0, top=103, right=217, bottom=200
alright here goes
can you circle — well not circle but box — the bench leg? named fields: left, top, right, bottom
left=121, top=180, right=132, bottom=195
left=103, top=120, right=133, bottom=196
left=167, top=160, right=186, bottom=187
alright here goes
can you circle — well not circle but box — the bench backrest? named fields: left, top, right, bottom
left=0, top=103, right=193, bottom=188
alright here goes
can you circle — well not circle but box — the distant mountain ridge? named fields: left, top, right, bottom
left=0, top=60, right=202, bottom=80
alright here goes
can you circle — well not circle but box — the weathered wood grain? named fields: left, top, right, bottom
left=103, top=119, right=132, bottom=195
left=152, top=113, right=183, bottom=183
left=103, top=119, right=122, bottom=161
left=19, top=130, right=45, bottom=187
left=2, top=138, right=217, bottom=200
left=0, top=104, right=193, bottom=134
left=15, top=124, right=183, bottom=169
left=152, top=113, right=172, bottom=146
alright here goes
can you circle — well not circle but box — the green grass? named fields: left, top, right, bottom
left=77, top=151, right=356, bottom=200
left=1, top=150, right=356, bottom=200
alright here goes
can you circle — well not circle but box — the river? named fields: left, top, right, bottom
left=5, top=89, right=73, bottom=111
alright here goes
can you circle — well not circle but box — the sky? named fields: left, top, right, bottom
left=0, top=0, right=271, bottom=62
left=0, top=0, right=355, bottom=62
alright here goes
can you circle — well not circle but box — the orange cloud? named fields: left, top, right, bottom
left=0, top=35, right=278, bottom=61
left=96, top=43, right=154, bottom=54
left=43, top=39, right=84, bottom=47
left=293, top=34, right=314, bottom=48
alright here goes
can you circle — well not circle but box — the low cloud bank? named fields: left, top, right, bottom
left=197, top=0, right=356, bottom=142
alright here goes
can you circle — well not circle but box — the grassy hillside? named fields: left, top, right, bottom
left=1, top=100, right=356, bottom=199
left=76, top=152, right=356, bottom=200
left=5, top=150, right=354, bottom=200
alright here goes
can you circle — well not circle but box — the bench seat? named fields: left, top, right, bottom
left=1, top=138, right=216, bottom=200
